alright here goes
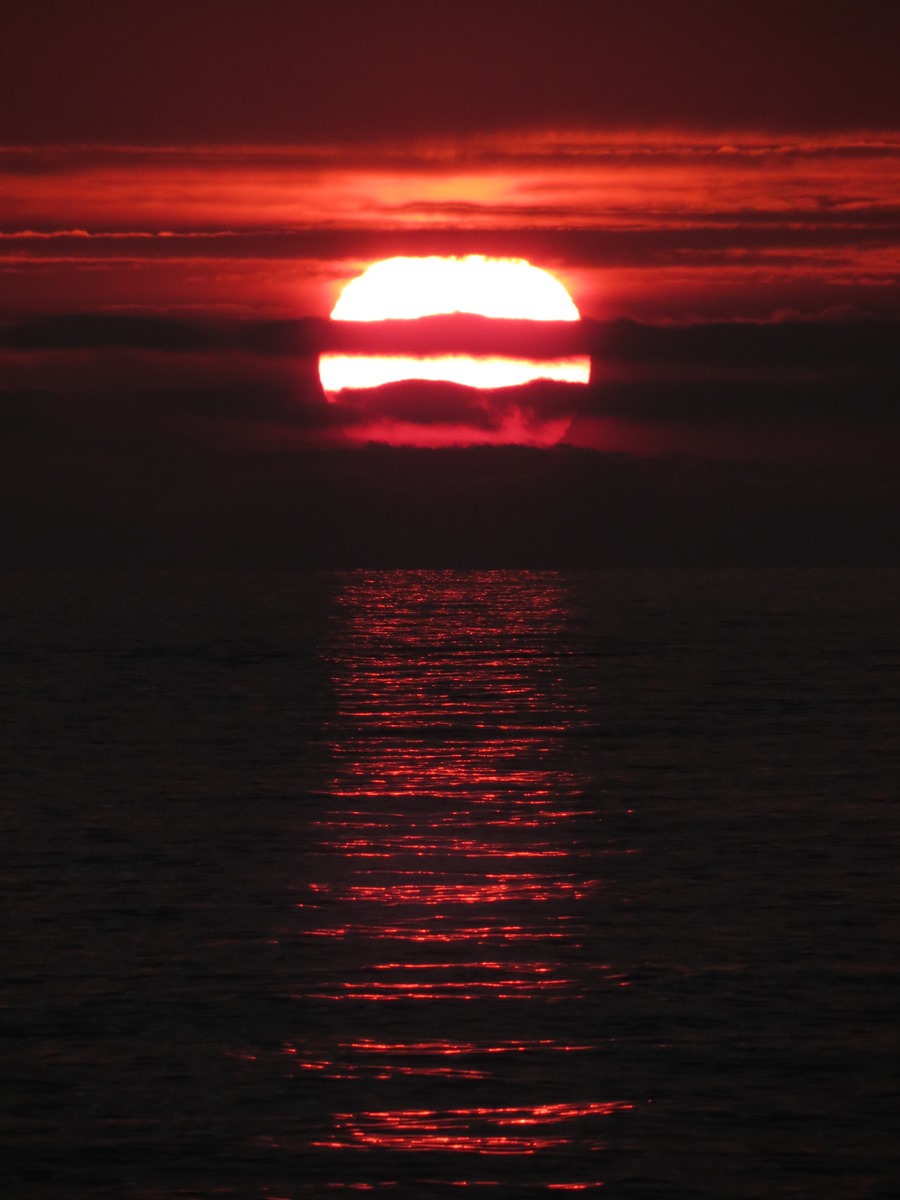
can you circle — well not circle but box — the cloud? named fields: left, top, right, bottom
left=596, top=317, right=900, bottom=373
left=1, top=309, right=897, bottom=489
left=4, top=313, right=218, bottom=352
left=4, top=312, right=899, bottom=450
left=2, top=130, right=897, bottom=323
left=3, top=133, right=898, bottom=250
left=1, top=309, right=898, bottom=562
left=7, top=310, right=899, bottom=367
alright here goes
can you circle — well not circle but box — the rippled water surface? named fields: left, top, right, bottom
left=2, top=570, right=898, bottom=1197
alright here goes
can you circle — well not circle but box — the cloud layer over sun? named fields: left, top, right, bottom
left=2, top=130, right=898, bottom=322
left=3, top=311, right=898, bottom=457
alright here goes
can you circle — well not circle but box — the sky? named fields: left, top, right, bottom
left=1, top=0, right=898, bottom=566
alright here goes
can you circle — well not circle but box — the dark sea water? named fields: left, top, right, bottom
left=2, top=569, right=898, bottom=1199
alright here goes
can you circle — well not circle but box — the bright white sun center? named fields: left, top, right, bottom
left=319, top=354, right=591, bottom=392
left=330, top=255, right=580, bottom=322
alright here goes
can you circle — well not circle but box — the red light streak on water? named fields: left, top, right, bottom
left=319, top=1102, right=631, bottom=1153
left=311, top=979, right=577, bottom=1002
left=287, top=1045, right=474, bottom=1079
left=315, top=1134, right=574, bottom=1153
left=369, top=961, right=559, bottom=971
left=318, top=1185, right=397, bottom=1193
left=344, top=1103, right=629, bottom=1121
left=304, top=924, right=571, bottom=941
left=291, top=575, right=634, bottom=1189
left=346, top=1039, right=593, bottom=1055
left=334, top=878, right=598, bottom=905
left=331, top=839, right=570, bottom=858
left=307, top=959, right=578, bottom=1002
left=545, top=1185, right=606, bottom=1191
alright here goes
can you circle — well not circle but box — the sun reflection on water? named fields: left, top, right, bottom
left=285, top=572, right=632, bottom=1194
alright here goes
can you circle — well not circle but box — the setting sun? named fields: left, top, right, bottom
left=331, top=255, right=581, bottom=322
left=321, top=253, right=589, bottom=418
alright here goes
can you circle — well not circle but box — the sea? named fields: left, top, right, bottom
left=2, top=569, right=898, bottom=1199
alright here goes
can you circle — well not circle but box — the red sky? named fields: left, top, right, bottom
left=4, top=1, right=899, bottom=143
left=3, top=130, right=900, bottom=321
left=1, top=0, right=898, bottom=564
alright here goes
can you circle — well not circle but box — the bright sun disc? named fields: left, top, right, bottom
left=331, top=255, right=580, bottom=322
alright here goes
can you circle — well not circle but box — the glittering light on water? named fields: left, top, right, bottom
left=285, top=573, right=635, bottom=1192
left=319, top=1101, right=632, bottom=1153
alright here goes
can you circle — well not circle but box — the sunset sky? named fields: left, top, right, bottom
left=2, top=0, right=898, bottom=565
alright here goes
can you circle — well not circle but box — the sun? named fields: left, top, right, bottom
left=331, top=255, right=580, bottom=322
left=320, top=254, right=590, bottom=405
